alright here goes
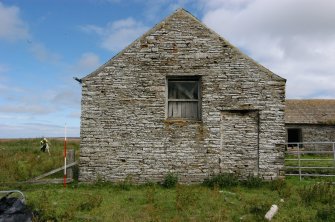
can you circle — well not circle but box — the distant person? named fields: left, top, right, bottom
left=40, top=138, right=51, bottom=155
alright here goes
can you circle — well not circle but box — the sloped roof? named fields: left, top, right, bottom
left=81, top=8, right=285, bottom=82
left=285, top=99, right=335, bottom=125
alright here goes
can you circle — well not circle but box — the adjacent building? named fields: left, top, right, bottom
left=285, top=99, right=335, bottom=148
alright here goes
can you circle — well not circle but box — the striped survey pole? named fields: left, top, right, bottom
left=64, top=123, right=67, bottom=188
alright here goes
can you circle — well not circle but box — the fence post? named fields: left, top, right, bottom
left=333, top=143, right=335, bottom=169
left=66, top=149, right=75, bottom=179
left=298, top=143, right=301, bottom=181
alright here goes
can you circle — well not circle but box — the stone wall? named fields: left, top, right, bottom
left=286, top=124, right=335, bottom=150
left=79, top=9, right=286, bottom=183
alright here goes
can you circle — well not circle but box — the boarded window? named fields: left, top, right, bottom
left=167, top=77, right=200, bottom=120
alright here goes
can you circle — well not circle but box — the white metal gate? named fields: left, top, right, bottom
left=284, top=142, right=335, bottom=180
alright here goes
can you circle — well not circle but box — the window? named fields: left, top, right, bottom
left=167, top=77, right=201, bottom=120
left=287, top=128, right=302, bottom=146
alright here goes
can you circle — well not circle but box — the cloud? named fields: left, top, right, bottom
left=0, top=78, right=80, bottom=118
left=0, top=74, right=26, bottom=100
left=198, top=0, right=253, bottom=11
left=68, top=111, right=81, bottom=119
left=81, top=18, right=149, bottom=52
left=72, top=52, right=100, bottom=74
left=0, top=2, right=29, bottom=41
left=0, top=104, right=53, bottom=114
left=0, top=123, right=79, bottom=138
left=0, top=83, right=81, bottom=138
left=28, top=42, right=61, bottom=63
left=0, top=64, right=9, bottom=74
left=80, top=24, right=104, bottom=35
left=52, top=89, right=81, bottom=107
left=135, top=0, right=196, bottom=20
left=0, top=3, right=61, bottom=63
left=201, top=0, right=335, bottom=98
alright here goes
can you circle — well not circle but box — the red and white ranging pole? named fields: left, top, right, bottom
left=63, top=123, right=67, bottom=188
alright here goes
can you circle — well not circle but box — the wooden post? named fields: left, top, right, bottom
left=66, top=149, right=75, bottom=180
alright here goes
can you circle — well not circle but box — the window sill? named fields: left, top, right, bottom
left=164, top=119, right=202, bottom=126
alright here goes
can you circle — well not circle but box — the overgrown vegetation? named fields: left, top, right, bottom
left=202, top=173, right=265, bottom=188
left=0, top=178, right=331, bottom=222
left=0, top=138, right=80, bottom=183
left=162, top=172, right=178, bottom=188
left=1, top=139, right=335, bottom=221
left=298, top=182, right=335, bottom=205
left=203, top=173, right=239, bottom=188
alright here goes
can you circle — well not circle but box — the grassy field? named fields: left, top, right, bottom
left=1, top=177, right=335, bottom=221
left=285, top=153, right=335, bottom=176
left=1, top=139, right=335, bottom=221
left=0, top=138, right=80, bottom=183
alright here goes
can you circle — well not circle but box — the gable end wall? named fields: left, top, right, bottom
left=79, top=10, right=286, bottom=183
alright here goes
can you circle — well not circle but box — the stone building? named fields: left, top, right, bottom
left=78, top=9, right=286, bottom=183
left=285, top=99, right=335, bottom=145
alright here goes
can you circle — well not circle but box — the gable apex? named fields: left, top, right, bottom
left=81, top=8, right=187, bottom=81
left=81, top=8, right=285, bottom=82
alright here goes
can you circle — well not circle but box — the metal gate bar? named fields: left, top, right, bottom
left=283, top=142, right=335, bottom=181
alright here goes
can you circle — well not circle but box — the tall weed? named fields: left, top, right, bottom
left=175, top=185, right=199, bottom=211
left=15, top=160, right=30, bottom=180
left=29, top=191, right=59, bottom=221
left=315, top=204, right=335, bottom=221
left=203, top=173, right=239, bottom=188
left=117, top=175, right=133, bottom=190
left=298, top=182, right=335, bottom=205
left=241, top=175, right=264, bottom=188
left=162, top=172, right=178, bottom=188
left=267, top=179, right=293, bottom=198
left=143, top=186, right=160, bottom=221
left=245, top=197, right=272, bottom=221
left=77, top=194, right=103, bottom=211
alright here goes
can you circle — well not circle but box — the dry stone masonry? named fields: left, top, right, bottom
left=79, top=9, right=286, bottom=183
left=285, top=100, right=335, bottom=151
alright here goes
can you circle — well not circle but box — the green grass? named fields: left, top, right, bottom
left=1, top=179, right=334, bottom=221
left=285, top=153, right=335, bottom=177
left=1, top=139, right=335, bottom=221
left=0, top=138, right=80, bottom=183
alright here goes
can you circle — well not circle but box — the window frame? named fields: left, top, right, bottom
left=166, top=76, right=201, bottom=121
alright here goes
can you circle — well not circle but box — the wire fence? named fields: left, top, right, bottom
left=284, top=142, right=335, bottom=181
